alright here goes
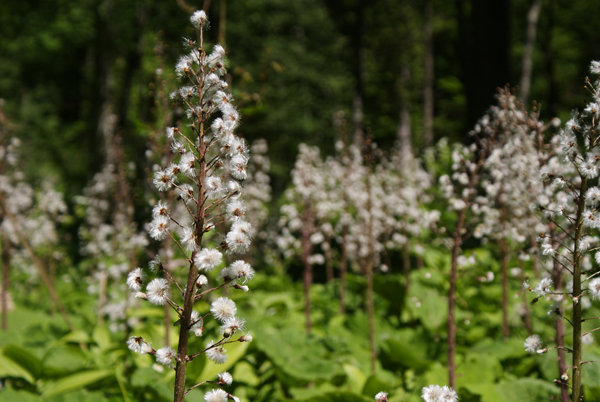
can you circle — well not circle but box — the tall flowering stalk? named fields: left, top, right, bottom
left=525, top=61, right=600, bottom=401
left=126, top=11, right=253, bottom=402
left=439, top=128, right=499, bottom=388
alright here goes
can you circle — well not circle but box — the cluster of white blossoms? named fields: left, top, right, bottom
left=278, top=140, right=437, bottom=275
left=0, top=130, right=67, bottom=280
left=125, top=11, right=255, bottom=402
left=76, top=132, right=148, bottom=331
left=421, top=384, right=459, bottom=402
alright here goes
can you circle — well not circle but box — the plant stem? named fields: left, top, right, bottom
left=340, top=224, right=348, bottom=314
left=499, top=238, right=510, bottom=339
left=448, top=208, right=466, bottom=389
left=403, top=245, right=411, bottom=295
left=572, top=176, right=587, bottom=402
left=173, top=105, right=207, bottom=402
left=301, top=209, right=313, bottom=334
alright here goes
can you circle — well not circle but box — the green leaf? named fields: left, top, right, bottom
left=303, top=391, right=372, bottom=402
left=197, top=341, right=248, bottom=383
left=582, top=352, right=600, bottom=388
left=232, top=361, right=259, bottom=386
left=41, top=370, right=112, bottom=399
left=60, top=331, right=90, bottom=344
left=470, top=338, right=528, bottom=361
left=343, top=364, right=366, bottom=394
left=0, top=353, right=36, bottom=383
left=131, top=367, right=172, bottom=401
left=373, top=275, right=405, bottom=309
left=42, top=344, right=88, bottom=377
left=0, top=388, right=42, bottom=402
left=382, top=330, right=429, bottom=370
left=92, top=326, right=111, bottom=351
left=252, top=326, right=341, bottom=382
left=497, top=378, right=559, bottom=402
left=362, top=374, right=392, bottom=397
left=1, top=345, right=42, bottom=381
left=407, top=290, right=447, bottom=331
left=456, top=354, right=502, bottom=388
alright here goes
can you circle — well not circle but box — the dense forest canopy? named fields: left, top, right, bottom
left=1, top=0, right=598, bottom=195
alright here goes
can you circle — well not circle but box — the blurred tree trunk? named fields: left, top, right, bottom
left=423, top=0, right=434, bottom=148
left=397, top=64, right=412, bottom=155
left=520, top=0, right=542, bottom=105
left=219, top=0, right=227, bottom=45
left=540, top=0, right=558, bottom=117
left=457, top=0, right=511, bottom=130
left=352, top=1, right=365, bottom=146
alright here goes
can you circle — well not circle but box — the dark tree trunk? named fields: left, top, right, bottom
left=457, top=0, right=511, bottom=130
left=423, top=0, right=434, bottom=148
left=352, top=1, right=365, bottom=146
left=520, top=0, right=542, bottom=105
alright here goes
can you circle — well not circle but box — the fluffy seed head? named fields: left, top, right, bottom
left=524, top=334, right=543, bottom=353
left=126, top=268, right=145, bottom=292
left=146, top=278, right=170, bottom=305
left=210, top=297, right=237, bottom=321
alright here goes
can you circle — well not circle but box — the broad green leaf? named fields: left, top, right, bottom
left=497, top=378, right=560, bottom=402
left=42, top=344, right=88, bottom=377
left=0, top=388, right=42, bottom=402
left=372, top=275, right=405, bottom=308
left=232, top=361, right=259, bottom=386
left=407, top=290, right=447, bottom=331
left=343, top=364, right=366, bottom=394
left=131, top=367, right=172, bottom=400
left=362, top=374, right=392, bottom=397
left=91, top=326, right=110, bottom=351
left=470, top=338, right=528, bottom=361
left=41, top=370, right=112, bottom=399
left=60, top=330, right=90, bottom=344
left=304, top=391, right=372, bottom=402
left=582, top=352, right=600, bottom=388
left=1, top=345, right=42, bottom=381
left=290, top=383, right=339, bottom=400
left=382, top=330, right=429, bottom=370
left=252, top=326, right=341, bottom=382
left=0, top=353, right=35, bottom=383
left=47, top=389, right=106, bottom=402
left=197, top=341, right=248, bottom=383
left=456, top=353, right=502, bottom=388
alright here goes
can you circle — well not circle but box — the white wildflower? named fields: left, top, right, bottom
left=218, top=372, right=233, bottom=385
left=589, top=278, right=600, bottom=300
left=206, top=341, right=228, bottom=364
left=146, top=278, right=170, bottom=305
left=126, top=268, right=145, bottom=292
left=195, top=248, right=223, bottom=271
left=524, top=334, right=543, bottom=353
left=155, top=346, right=176, bottom=366
left=210, top=297, right=237, bottom=321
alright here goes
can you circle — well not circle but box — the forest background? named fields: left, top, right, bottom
left=1, top=0, right=600, bottom=401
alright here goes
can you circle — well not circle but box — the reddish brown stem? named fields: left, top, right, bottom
left=301, top=209, right=313, bottom=334
left=499, top=238, right=510, bottom=339
left=339, top=225, right=348, bottom=314
left=448, top=209, right=466, bottom=389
